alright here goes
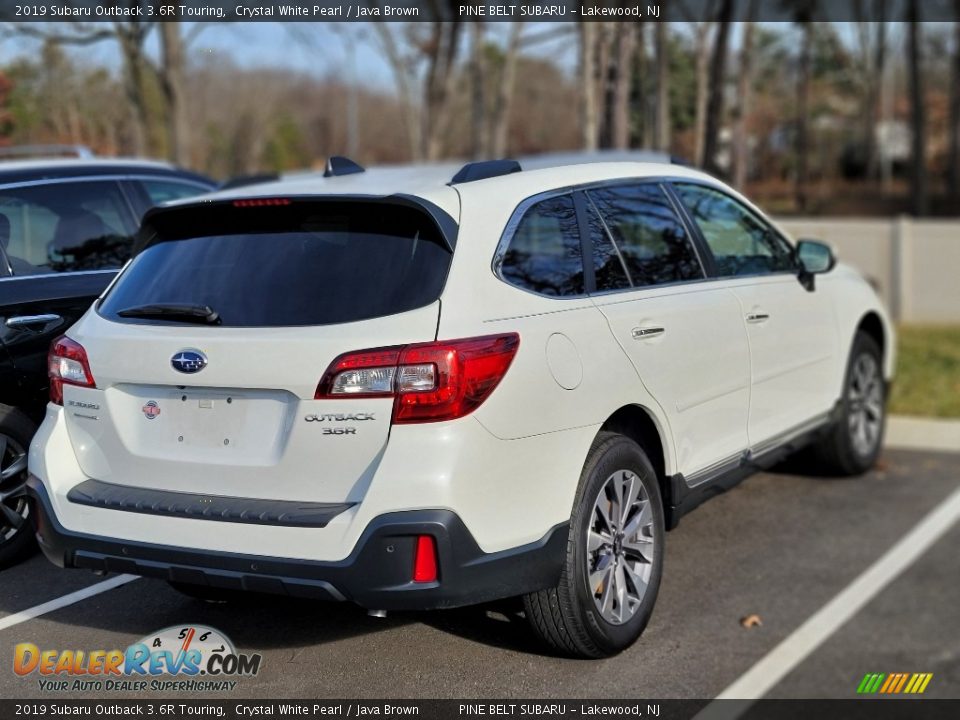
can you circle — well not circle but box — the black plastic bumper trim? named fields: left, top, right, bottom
left=29, top=476, right=569, bottom=611
left=66, top=478, right=354, bottom=528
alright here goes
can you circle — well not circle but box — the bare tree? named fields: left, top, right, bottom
left=490, top=21, right=524, bottom=157
left=5, top=18, right=156, bottom=154
left=469, top=19, right=487, bottom=158
left=372, top=23, right=423, bottom=159
left=611, top=23, right=637, bottom=150
left=948, top=10, right=960, bottom=199
left=422, top=21, right=464, bottom=160
left=702, top=0, right=734, bottom=175
left=794, top=8, right=815, bottom=212
left=579, top=22, right=599, bottom=151
left=853, top=2, right=887, bottom=180
left=654, top=21, right=670, bottom=152
left=732, top=16, right=756, bottom=188
left=907, top=0, right=928, bottom=215
left=159, top=21, right=188, bottom=165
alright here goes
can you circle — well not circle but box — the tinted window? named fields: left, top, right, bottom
left=100, top=202, right=450, bottom=327
left=140, top=178, right=209, bottom=206
left=99, top=201, right=452, bottom=327
left=673, top=183, right=796, bottom=276
left=587, top=183, right=703, bottom=288
left=499, top=194, right=584, bottom=297
left=0, top=181, right=135, bottom=274
left=585, top=199, right=631, bottom=292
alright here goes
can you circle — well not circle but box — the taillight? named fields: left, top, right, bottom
left=315, top=333, right=519, bottom=424
left=48, top=336, right=96, bottom=405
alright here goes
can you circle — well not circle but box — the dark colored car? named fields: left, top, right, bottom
left=0, top=158, right=215, bottom=566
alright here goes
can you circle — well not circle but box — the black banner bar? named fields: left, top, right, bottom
left=1, top=700, right=959, bottom=720
left=2, top=0, right=960, bottom=23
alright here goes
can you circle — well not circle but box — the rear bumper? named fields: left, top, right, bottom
left=27, top=475, right=567, bottom=611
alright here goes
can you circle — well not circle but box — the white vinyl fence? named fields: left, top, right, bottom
left=777, top=217, right=960, bottom=324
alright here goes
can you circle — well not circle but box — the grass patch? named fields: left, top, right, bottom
left=889, top=325, right=960, bottom=418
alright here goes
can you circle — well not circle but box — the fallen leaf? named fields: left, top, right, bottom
left=740, top=614, right=763, bottom=628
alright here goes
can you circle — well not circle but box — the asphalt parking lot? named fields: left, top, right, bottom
left=1, top=447, right=958, bottom=701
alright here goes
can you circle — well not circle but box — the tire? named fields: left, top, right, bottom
left=0, top=406, right=38, bottom=569
left=813, top=331, right=886, bottom=476
left=523, top=432, right=665, bottom=658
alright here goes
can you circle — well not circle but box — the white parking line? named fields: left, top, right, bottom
left=0, top=574, right=139, bottom=633
left=695, top=484, right=960, bottom=720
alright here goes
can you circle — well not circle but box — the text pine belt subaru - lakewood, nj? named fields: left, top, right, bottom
left=27, top=155, right=894, bottom=658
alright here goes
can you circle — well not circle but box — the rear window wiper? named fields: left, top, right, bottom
left=116, top=303, right=221, bottom=325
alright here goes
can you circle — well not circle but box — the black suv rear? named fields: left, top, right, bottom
left=0, top=158, right=214, bottom=566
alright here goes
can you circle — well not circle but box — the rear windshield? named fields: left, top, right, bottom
left=99, top=200, right=453, bottom=327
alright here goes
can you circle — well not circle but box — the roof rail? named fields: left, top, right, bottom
left=323, top=156, right=365, bottom=178
left=450, top=159, right=522, bottom=184
left=0, top=144, right=95, bottom=160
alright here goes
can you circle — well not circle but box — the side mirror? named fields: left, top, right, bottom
left=796, top=239, right=836, bottom=274
left=796, top=240, right=835, bottom=291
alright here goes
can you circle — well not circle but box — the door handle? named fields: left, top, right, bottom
left=745, top=313, right=770, bottom=324
left=631, top=326, right=665, bottom=339
left=5, top=313, right=62, bottom=330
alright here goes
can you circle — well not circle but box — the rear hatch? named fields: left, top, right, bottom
left=63, top=196, right=455, bottom=504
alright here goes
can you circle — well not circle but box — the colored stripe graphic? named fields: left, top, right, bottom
left=857, top=672, right=932, bottom=694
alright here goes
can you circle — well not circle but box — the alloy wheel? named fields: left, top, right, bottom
left=0, top=434, right=29, bottom=542
left=586, top=469, right=656, bottom=625
left=847, top=353, right=883, bottom=457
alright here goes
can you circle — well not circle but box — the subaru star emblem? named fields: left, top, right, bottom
left=171, top=349, right=207, bottom=374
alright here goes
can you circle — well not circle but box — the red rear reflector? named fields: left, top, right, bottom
left=315, top=333, right=519, bottom=424
left=232, top=198, right=292, bottom=207
left=413, top=535, right=438, bottom=583
left=48, top=336, right=96, bottom=406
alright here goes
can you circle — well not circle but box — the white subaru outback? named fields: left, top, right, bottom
left=28, top=157, right=893, bottom=658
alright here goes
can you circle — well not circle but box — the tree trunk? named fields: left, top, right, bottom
left=795, top=21, right=812, bottom=213
left=579, top=22, right=599, bottom=151
left=373, top=24, right=422, bottom=161
left=733, top=20, right=755, bottom=189
left=692, top=24, right=711, bottom=164
left=423, top=21, right=464, bottom=161
left=948, top=16, right=960, bottom=199
left=702, top=0, right=733, bottom=175
left=654, top=21, right=670, bottom=152
left=490, top=21, right=523, bottom=157
left=115, top=23, right=151, bottom=157
left=597, top=22, right=615, bottom=148
left=907, top=2, right=928, bottom=215
left=634, top=23, right=647, bottom=148
left=611, top=23, right=636, bottom=150
left=469, top=21, right=487, bottom=159
left=159, top=21, right=189, bottom=165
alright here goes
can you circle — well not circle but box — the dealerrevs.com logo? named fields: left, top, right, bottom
left=14, top=625, right=262, bottom=693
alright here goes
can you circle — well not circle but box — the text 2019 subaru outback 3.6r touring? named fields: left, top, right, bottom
left=27, top=157, right=893, bottom=657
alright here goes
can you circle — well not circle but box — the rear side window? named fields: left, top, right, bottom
left=586, top=183, right=703, bottom=289
left=0, top=181, right=135, bottom=275
left=498, top=194, right=584, bottom=297
left=99, top=201, right=452, bottom=327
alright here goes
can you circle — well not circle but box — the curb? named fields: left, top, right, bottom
left=885, top=415, right=960, bottom=454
